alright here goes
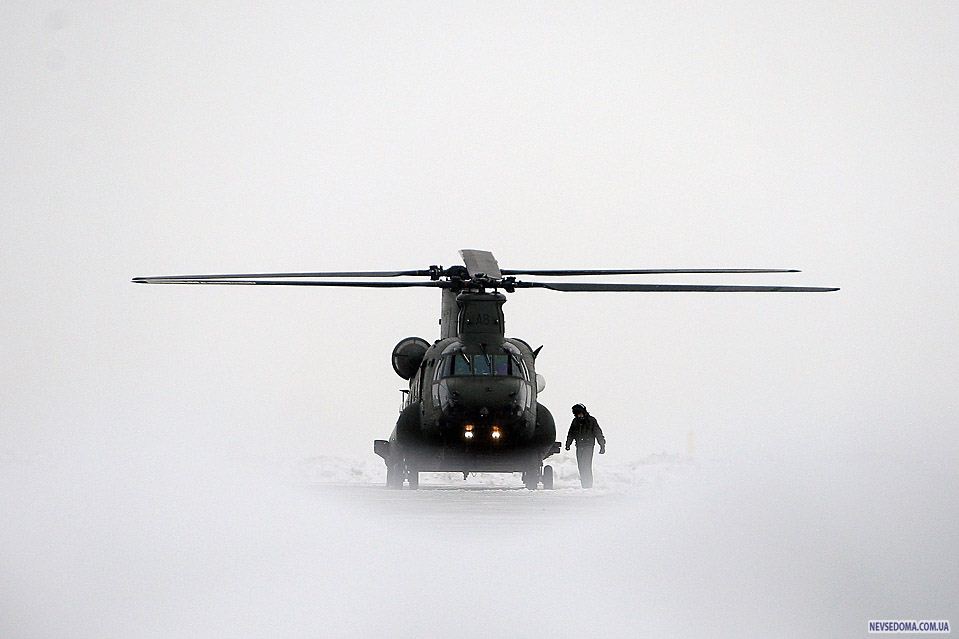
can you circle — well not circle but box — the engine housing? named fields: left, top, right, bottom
left=391, top=337, right=430, bottom=379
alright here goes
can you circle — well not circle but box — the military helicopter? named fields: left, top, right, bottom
left=133, top=249, right=837, bottom=490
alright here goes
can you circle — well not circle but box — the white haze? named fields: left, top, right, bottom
left=2, top=2, right=957, bottom=637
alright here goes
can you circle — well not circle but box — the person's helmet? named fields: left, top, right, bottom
left=571, top=403, right=586, bottom=415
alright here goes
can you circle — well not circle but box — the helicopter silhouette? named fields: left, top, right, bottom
left=133, top=249, right=837, bottom=490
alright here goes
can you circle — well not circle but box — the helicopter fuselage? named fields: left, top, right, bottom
left=378, top=291, right=558, bottom=477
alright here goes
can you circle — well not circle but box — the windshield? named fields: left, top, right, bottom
left=440, top=353, right=526, bottom=378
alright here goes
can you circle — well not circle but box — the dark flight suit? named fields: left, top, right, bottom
left=566, top=413, right=605, bottom=488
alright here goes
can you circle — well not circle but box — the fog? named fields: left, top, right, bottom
left=4, top=447, right=954, bottom=637
left=2, top=2, right=957, bottom=637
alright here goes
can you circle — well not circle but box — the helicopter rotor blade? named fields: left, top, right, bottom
left=131, top=269, right=434, bottom=281
left=518, top=282, right=839, bottom=293
left=459, top=249, right=502, bottom=279
left=132, top=278, right=450, bottom=288
left=501, top=268, right=801, bottom=276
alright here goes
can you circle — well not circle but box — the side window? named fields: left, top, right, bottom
left=507, top=355, right=528, bottom=379
left=410, top=368, right=420, bottom=402
left=501, top=343, right=529, bottom=380
left=417, top=362, right=428, bottom=400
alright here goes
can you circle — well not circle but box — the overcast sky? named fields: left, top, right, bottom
left=4, top=1, right=957, bottom=464
left=3, top=2, right=958, bottom=636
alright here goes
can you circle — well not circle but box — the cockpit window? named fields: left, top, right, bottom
left=473, top=355, right=492, bottom=375
left=452, top=353, right=471, bottom=376
left=439, top=352, right=527, bottom=379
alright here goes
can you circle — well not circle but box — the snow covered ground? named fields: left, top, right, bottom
left=296, top=450, right=693, bottom=491
left=3, top=447, right=953, bottom=638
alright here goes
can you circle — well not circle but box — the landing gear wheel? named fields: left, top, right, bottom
left=407, top=467, right=419, bottom=490
left=542, top=465, right=554, bottom=490
left=386, top=462, right=403, bottom=489
left=523, top=467, right=541, bottom=491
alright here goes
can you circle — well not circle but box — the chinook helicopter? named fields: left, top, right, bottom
left=133, top=249, right=837, bottom=490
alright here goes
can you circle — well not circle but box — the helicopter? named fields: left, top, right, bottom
left=133, top=249, right=837, bottom=490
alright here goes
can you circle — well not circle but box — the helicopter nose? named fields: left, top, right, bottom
left=438, top=376, right=526, bottom=418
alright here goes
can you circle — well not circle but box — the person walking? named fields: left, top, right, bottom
left=565, top=404, right=605, bottom=488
